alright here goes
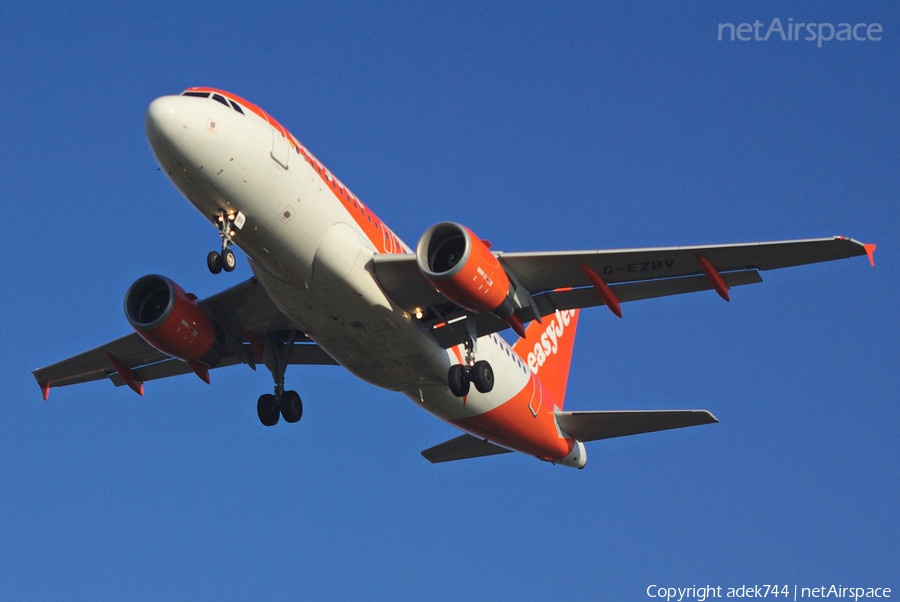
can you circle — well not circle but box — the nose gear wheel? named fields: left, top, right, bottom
left=207, top=251, right=223, bottom=274
left=208, top=209, right=238, bottom=274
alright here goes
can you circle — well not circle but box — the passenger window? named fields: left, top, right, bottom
left=212, top=94, right=229, bottom=107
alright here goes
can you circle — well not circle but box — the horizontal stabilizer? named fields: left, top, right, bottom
left=555, top=410, right=718, bottom=442
left=421, top=434, right=513, bottom=463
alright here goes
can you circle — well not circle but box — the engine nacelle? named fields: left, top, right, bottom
left=416, top=222, right=515, bottom=317
left=124, top=275, right=220, bottom=366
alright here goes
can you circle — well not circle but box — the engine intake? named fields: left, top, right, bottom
left=416, top=222, right=514, bottom=318
left=124, top=275, right=221, bottom=366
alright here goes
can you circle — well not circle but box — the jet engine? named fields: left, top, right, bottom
left=124, top=275, right=221, bottom=366
left=416, top=222, right=521, bottom=329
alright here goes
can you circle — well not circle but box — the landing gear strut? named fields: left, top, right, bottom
left=448, top=338, right=494, bottom=397
left=256, top=331, right=304, bottom=426
left=208, top=210, right=237, bottom=274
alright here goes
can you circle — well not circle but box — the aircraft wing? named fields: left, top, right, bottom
left=372, top=236, right=874, bottom=347
left=32, top=277, right=337, bottom=399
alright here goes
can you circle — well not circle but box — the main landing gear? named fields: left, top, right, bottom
left=257, top=390, right=302, bottom=427
left=448, top=339, right=494, bottom=397
left=257, top=332, right=304, bottom=426
left=207, top=210, right=237, bottom=274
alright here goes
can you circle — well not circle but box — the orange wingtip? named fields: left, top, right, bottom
left=41, top=381, right=50, bottom=401
left=863, top=244, right=876, bottom=267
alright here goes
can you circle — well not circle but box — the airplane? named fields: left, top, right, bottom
left=32, top=87, right=876, bottom=468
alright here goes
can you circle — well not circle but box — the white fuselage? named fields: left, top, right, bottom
left=145, top=91, right=583, bottom=466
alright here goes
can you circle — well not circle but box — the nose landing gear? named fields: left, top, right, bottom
left=208, top=210, right=238, bottom=274
left=448, top=339, right=494, bottom=398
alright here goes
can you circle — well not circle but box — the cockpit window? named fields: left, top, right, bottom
left=211, top=94, right=229, bottom=107
left=182, top=91, right=210, bottom=98
left=228, top=100, right=244, bottom=114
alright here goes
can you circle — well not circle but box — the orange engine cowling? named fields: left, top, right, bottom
left=124, top=275, right=221, bottom=366
left=416, top=222, right=515, bottom=318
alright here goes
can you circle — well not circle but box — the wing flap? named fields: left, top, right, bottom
left=502, top=236, right=869, bottom=292
left=33, top=333, right=169, bottom=389
left=555, top=410, right=718, bottom=442
left=104, top=342, right=337, bottom=387
left=372, top=237, right=868, bottom=345
left=535, top=269, right=763, bottom=314
left=421, top=433, right=513, bottom=463
left=428, top=270, right=762, bottom=349
left=107, top=356, right=239, bottom=387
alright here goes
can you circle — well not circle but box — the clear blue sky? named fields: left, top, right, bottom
left=2, top=1, right=897, bottom=599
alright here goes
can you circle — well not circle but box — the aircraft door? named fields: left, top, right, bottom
left=270, top=124, right=290, bottom=170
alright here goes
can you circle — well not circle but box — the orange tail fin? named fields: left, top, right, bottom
left=512, top=309, right=579, bottom=409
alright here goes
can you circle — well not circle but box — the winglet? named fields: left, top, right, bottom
left=864, top=244, right=876, bottom=267
left=40, top=380, right=50, bottom=401
left=106, top=353, right=144, bottom=396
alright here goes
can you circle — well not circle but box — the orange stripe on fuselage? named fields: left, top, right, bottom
left=453, top=373, right=575, bottom=462
left=186, top=87, right=408, bottom=256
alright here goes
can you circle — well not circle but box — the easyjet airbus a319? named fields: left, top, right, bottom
left=33, top=88, right=875, bottom=468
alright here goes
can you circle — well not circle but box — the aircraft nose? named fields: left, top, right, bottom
left=145, top=95, right=194, bottom=150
